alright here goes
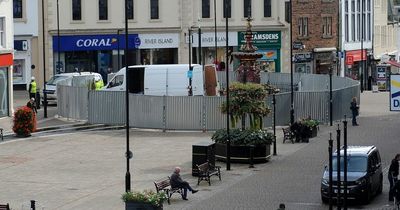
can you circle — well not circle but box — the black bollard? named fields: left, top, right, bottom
left=328, top=133, right=333, bottom=210
left=336, top=124, right=341, bottom=210
left=30, top=200, right=36, bottom=210
left=343, top=116, right=348, bottom=209
left=249, top=145, right=255, bottom=168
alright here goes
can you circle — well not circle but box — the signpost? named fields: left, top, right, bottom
left=390, top=74, right=400, bottom=111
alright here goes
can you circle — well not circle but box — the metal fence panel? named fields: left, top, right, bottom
left=203, top=96, right=226, bottom=130
left=88, top=91, right=125, bottom=125
left=57, top=85, right=88, bottom=120
left=294, top=91, right=329, bottom=123
left=130, top=95, right=164, bottom=129
left=165, top=96, right=203, bottom=130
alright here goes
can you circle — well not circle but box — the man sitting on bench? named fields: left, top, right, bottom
left=170, top=167, right=198, bottom=200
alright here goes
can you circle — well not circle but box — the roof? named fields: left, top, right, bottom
left=334, top=145, right=376, bottom=156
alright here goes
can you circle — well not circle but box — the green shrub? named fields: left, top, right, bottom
left=211, top=128, right=273, bottom=146
left=122, top=190, right=167, bottom=207
left=301, top=119, right=319, bottom=128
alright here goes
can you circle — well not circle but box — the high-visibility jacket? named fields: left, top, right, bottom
left=95, top=80, right=104, bottom=90
left=30, top=81, right=37, bottom=93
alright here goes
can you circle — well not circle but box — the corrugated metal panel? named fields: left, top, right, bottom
left=130, top=95, right=164, bottom=129
left=294, top=91, right=329, bottom=123
left=165, top=96, right=203, bottom=130
left=203, top=96, right=226, bottom=131
left=57, top=85, right=88, bottom=120
left=88, top=91, right=125, bottom=125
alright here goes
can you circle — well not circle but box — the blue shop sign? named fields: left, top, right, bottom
left=53, top=34, right=140, bottom=52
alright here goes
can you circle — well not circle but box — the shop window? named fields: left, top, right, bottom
left=13, top=59, right=25, bottom=83
left=0, top=18, right=4, bottom=48
left=72, top=0, right=82, bottom=21
left=264, top=0, right=271, bottom=18
left=150, top=0, right=159, bottom=19
left=244, top=0, right=251, bottom=18
left=99, top=0, right=108, bottom=20
left=0, top=68, right=8, bottom=117
left=127, top=0, right=134, bottom=20
left=13, top=0, right=23, bottom=19
left=202, top=0, right=210, bottom=18
left=223, top=0, right=231, bottom=18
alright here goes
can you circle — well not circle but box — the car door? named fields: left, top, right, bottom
left=369, top=152, right=379, bottom=192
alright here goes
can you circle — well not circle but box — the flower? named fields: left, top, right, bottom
left=122, top=190, right=167, bottom=207
left=12, top=106, right=36, bottom=136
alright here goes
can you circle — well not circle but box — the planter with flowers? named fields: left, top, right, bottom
left=122, top=190, right=167, bottom=210
left=12, top=106, right=36, bottom=137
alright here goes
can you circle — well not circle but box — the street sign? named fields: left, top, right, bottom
left=292, top=41, right=304, bottom=50
left=187, top=70, right=193, bottom=78
left=390, top=74, right=400, bottom=111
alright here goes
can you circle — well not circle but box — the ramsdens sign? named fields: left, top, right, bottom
left=238, top=31, right=281, bottom=48
left=53, top=34, right=140, bottom=52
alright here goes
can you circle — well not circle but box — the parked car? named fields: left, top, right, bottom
left=320, top=145, right=383, bottom=204
left=41, top=72, right=102, bottom=105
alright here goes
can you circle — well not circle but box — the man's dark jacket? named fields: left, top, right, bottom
left=389, top=159, right=399, bottom=177
left=170, top=172, right=185, bottom=188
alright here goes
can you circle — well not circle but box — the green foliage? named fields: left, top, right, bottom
left=211, top=128, right=273, bottom=146
left=300, top=119, right=319, bottom=128
left=122, top=190, right=167, bottom=207
left=220, top=82, right=270, bottom=129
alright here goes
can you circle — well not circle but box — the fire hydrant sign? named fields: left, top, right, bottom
left=390, top=74, right=400, bottom=111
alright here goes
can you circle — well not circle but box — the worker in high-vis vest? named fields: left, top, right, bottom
left=94, top=77, right=104, bottom=90
left=28, top=77, right=37, bottom=99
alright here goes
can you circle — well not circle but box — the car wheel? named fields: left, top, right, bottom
left=361, top=186, right=372, bottom=205
left=321, top=196, right=329, bottom=204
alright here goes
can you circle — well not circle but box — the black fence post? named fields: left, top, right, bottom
left=336, top=124, right=341, bottom=210
left=30, top=200, right=36, bottom=210
left=328, top=133, right=333, bottom=210
left=249, top=145, right=255, bottom=168
left=273, top=93, right=277, bottom=155
left=343, top=116, right=348, bottom=209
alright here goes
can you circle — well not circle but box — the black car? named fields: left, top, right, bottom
left=321, top=145, right=383, bottom=204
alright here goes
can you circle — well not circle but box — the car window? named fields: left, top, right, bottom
left=107, top=75, right=124, bottom=88
left=332, top=156, right=367, bottom=172
left=47, top=76, right=69, bottom=85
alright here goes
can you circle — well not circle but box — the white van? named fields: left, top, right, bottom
left=42, top=72, right=102, bottom=104
left=103, top=64, right=219, bottom=96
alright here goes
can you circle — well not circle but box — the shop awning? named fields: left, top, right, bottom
left=385, top=60, right=400, bottom=68
left=313, top=47, right=337, bottom=53
left=0, top=53, right=13, bottom=67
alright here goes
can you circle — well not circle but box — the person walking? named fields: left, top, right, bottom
left=28, top=77, right=37, bottom=100
left=389, top=154, right=400, bottom=201
left=170, top=167, right=198, bottom=200
left=350, top=97, right=359, bottom=126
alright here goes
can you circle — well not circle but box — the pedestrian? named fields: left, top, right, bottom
left=28, top=77, right=37, bottom=100
left=277, top=203, right=285, bottom=210
left=170, top=167, right=198, bottom=200
left=389, top=154, right=400, bottom=201
left=26, top=98, right=37, bottom=114
left=94, top=77, right=104, bottom=90
left=350, top=96, right=359, bottom=126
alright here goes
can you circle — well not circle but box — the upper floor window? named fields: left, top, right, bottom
left=99, top=0, right=108, bottom=20
left=202, top=0, right=210, bottom=18
left=322, top=16, right=332, bottom=36
left=151, top=0, right=159, bottom=19
left=264, top=0, right=271, bottom=17
left=223, top=0, right=231, bottom=18
left=298, top=17, right=308, bottom=37
left=13, top=0, right=23, bottom=19
left=244, top=0, right=252, bottom=18
left=0, top=18, right=4, bottom=48
left=72, top=0, right=82, bottom=21
left=127, top=0, right=134, bottom=20
left=285, top=1, right=290, bottom=23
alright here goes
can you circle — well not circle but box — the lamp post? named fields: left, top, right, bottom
left=124, top=0, right=132, bottom=193
left=272, top=88, right=280, bottom=156
left=41, top=0, right=48, bottom=118
left=214, top=0, right=217, bottom=65
left=188, top=27, right=193, bottom=96
left=117, top=29, right=123, bottom=70
left=198, top=26, right=202, bottom=66
left=224, top=0, right=230, bottom=171
left=56, top=0, right=60, bottom=74
left=329, top=67, right=333, bottom=126
left=289, top=0, right=294, bottom=125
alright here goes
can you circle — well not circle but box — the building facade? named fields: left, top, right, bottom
left=340, top=0, right=374, bottom=90
left=13, top=0, right=40, bottom=90
left=0, top=0, right=14, bottom=117
left=41, top=0, right=290, bottom=83
left=291, top=0, right=339, bottom=75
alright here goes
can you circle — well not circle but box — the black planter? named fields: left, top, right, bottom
left=125, top=202, right=162, bottom=210
left=214, top=143, right=271, bottom=163
left=303, top=126, right=317, bottom=138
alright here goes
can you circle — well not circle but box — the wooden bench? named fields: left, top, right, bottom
left=282, top=127, right=295, bottom=144
left=196, top=162, right=221, bottom=186
left=0, top=203, right=10, bottom=210
left=154, top=177, right=183, bottom=204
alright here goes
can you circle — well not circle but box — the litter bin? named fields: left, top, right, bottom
left=35, top=92, right=41, bottom=109
left=192, top=142, right=215, bottom=176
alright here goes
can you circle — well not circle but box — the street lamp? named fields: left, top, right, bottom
left=124, top=0, right=132, bottom=193
left=214, top=0, right=217, bottom=65
left=289, top=0, right=294, bottom=125
left=41, top=0, right=48, bottom=118
left=188, top=27, right=193, bottom=96
left=56, top=0, right=60, bottom=74
left=224, top=0, right=231, bottom=171
left=267, top=83, right=280, bottom=156
left=117, top=29, right=123, bottom=70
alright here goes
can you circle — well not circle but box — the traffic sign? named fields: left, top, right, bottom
left=187, top=70, right=193, bottom=78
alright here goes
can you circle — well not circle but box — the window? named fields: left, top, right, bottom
left=127, top=0, right=134, bottom=20
left=223, top=0, right=231, bottom=18
left=13, top=0, right=23, bottom=19
left=332, top=156, right=367, bottom=172
left=202, top=0, right=210, bottom=18
left=99, top=0, right=108, bottom=20
left=345, top=1, right=349, bottom=41
left=0, top=18, right=4, bottom=48
left=264, top=0, right=271, bottom=17
left=367, top=0, right=371, bottom=41
left=351, top=0, right=355, bottom=41
left=322, top=17, right=332, bottom=36
left=285, top=1, right=290, bottom=23
left=150, top=0, right=159, bottom=19
left=357, top=0, right=360, bottom=41
left=72, top=0, right=82, bottom=21
left=244, top=0, right=252, bottom=18
left=298, top=17, right=308, bottom=37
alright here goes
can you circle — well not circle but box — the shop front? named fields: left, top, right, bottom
left=13, top=39, right=32, bottom=89
left=238, top=31, right=281, bottom=72
left=313, top=48, right=337, bottom=75
left=345, top=49, right=367, bottom=80
left=294, top=52, right=313, bottom=73
left=0, top=52, right=13, bottom=117
left=53, top=33, right=179, bottom=80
